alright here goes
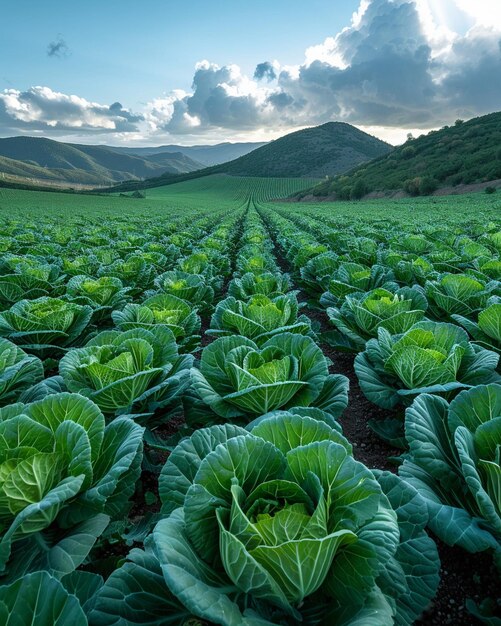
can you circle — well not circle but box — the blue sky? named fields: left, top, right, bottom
left=1, top=1, right=356, bottom=107
left=1, top=0, right=500, bottom=145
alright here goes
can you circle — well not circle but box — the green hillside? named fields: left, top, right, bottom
left=109, top=122, right=392, bottom=192
left=217, top=122, right=392, bottom=178
left=300, top=111, right=501, bottom=199
left=0, top=137, right=203, bottom=185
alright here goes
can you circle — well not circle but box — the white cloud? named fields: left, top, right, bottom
left=0, top=86, right=142, bottom=133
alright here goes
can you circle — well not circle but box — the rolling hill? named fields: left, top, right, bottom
left=109, top=142, right=267, bottom=166
left=215, top=122, right=393, bottom=178
left=299, top=111, right=501, bottom=200
left=108, top=122, right=393, bottom=192
left=0, top=137, right=203, bottom=186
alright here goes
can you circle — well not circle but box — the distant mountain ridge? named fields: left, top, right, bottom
left=109, top=122, right=393, bottom=192
left=108, top=142, right=267, bottom=166
left=0, top=136, right=204, bottom=186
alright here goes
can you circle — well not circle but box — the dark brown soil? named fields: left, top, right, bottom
left=417, top=540, right=500, bottom=625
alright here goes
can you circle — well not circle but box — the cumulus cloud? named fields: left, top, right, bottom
left=0, top=86, right=142, bottom=133
left=47, top=36, right=70, bottom=58
left=145, top=60, right=276, bottom=134
left=145, top=0, right=501, bottom=138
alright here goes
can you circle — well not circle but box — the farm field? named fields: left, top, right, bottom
left=0, top=176, right=499, bottom=625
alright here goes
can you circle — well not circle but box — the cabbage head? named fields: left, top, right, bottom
left=424, top=273, right=499, bottom=321
left=0, top=297, right=93, bottom=359
left=154, top=270, right=214, bottom=312
left=227, top=272, right=294, bottom=300
left=112, top=293, right=201, bottom=353
left=64, top=275, right=131, bottom=325
left=0, top=393, right=143, bottom=575
left=59, top=326, right=193, bottom=419
left=325, top=287, right=427, bottom=352
left=319, top=263, right=397, bottom=309
left=189, top=333, right=348, bottom=423
left=207, top=293, right=311, bottom=346
left=89, top=413, right=439, bottom=625
left=355, top=321, right=500, bottom=409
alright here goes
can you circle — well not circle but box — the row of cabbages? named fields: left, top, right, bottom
left=259, top=203, right=501, bottom=623
left=88, top=210, right=440, bottom=625
left=0, top=208, right=444, bottom=625
left=0, top=209, right=249, bottom=622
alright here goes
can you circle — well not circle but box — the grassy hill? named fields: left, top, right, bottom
left=0, top=137, right=203, bottom=186
left=299, top=112, right=501, bottom=200
left=217, top=122, right=392, bottom=178
left=109, top=142, right=267, bottom=166
left=108, top=122, right=392, bottom=192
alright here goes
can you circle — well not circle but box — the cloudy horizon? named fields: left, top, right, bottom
left=1, top=0, right=500, bottom=147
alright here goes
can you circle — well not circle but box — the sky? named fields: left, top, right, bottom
left=1, top=0, right=500, bottom=146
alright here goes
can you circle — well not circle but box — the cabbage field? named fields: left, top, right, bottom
left=0, top=176, right=499, bottom=625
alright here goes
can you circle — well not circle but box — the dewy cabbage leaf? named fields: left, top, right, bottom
left=355, top=321, right=500, bottom=409
left=91, top=413, right=439, bottom=625
left=188, top=333, right=348, bottom=424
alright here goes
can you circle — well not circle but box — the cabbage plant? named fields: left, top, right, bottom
left=325, top=287, right=428, bottom=352
left=59, top=326, right=193, bottom=419
left=424, top=273, right=499, bottom=321
left=154, top=270, right=214, bottom=312
left=0, top=273, right=54, bottom=308
left=112, top=293, right=201, bottom=353
left=0, top=393, right=143, bottom=575
left=0, top=297, right=93, bottom=359
left=188, top=333, right=349, bottom=424
left=453, top=302, right=501, bottom=357
left=98, top=254, right=156, bottom=295
left=400, top=385, right=501, bottom=568
left=300, top=251, right=339, bottom=296
left=90, top=413, right=439, bottom=625
left=228, top=272, right=294, bottom=300
left=207, top=293, right=311, bottom=346
left=0, top=337, right=44, bottom=406
left=355, top=321, right=500, bottom=409
left=320, top=263, right=397, bottom=308
left=64, top=275, right=131, bottom=325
